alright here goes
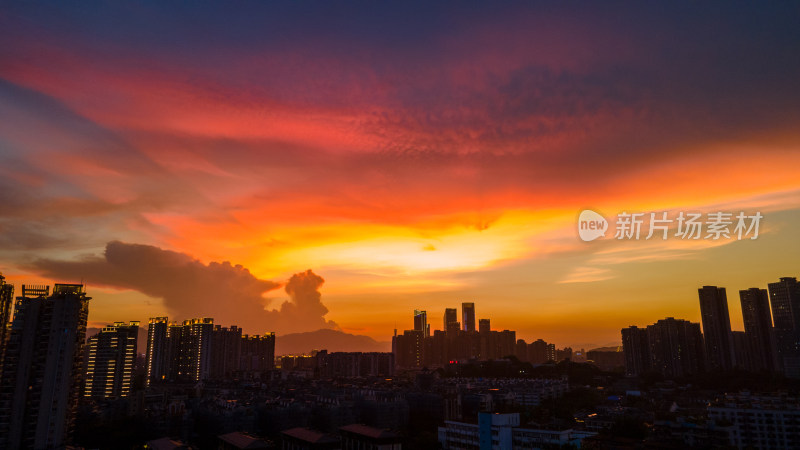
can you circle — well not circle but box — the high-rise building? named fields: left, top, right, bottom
left=84, top=321, right=139, bottom=399
left=148, top=316, right=276, bottom=382
left=166, top=321, right=186, bottom=380
left=698, top=286, right=735, bottom=371
left=646, top=317, right=705, bottom=377
left=240, top=333, right=275, bottom=377
left=497, top=330, right=516, bottom=358
left=0, top=273, right=13, bottom=366
left=210, top=325, right=242, bottom=380
left=768, top=277, right=800, bottom=378
left=0, top=284, right=89, bottom=450
left=545, top=343, right=557, bottom=362
left=393, top=329, right=424, bottom=367
left=515, top=339, right=528, bottom=362
left=462, top=302, right=476, bottom=333
left=395, top=304, right=526, bottom=368
left=182, top=318, right=214, bottom=381
left=621, top=326, right=651, bottom=376
left=444, top=308, right=458, bottom=332
left=556, top=347, right=573, bottom=362
left=414, top=309, right=429, bottom=337
left=731, top=331, right=755, bottom=372
left=528, top=339, right=548, bottom=364
left=162, top=318, right=214, bottom=382
left=145, top=317, right=169, bottom=386
left=739, top=288, right=779, bottom=372
left=446, top=320, right=461, bottom=335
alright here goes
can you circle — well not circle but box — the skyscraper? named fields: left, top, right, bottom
left=698, top=286, right=735, bottom=371
left=414, top=309, right=429, bottom=337
left=183, top=318, right=214, bottom=381
left=162, top=318, right=214, bottom=382
left=731, top=331, right=754, bottom=372
left=444, top=308, right=458, bottom=332
left=0, top=284, right=89, bottom=450
left=478, top=318, right=491, bottom=334
left=739, top=288, right=779, bottom=372
left=84, top=321, right=139, bottom=399
left=768, top=277, right=800, bottom=378
left=621, top=326, right=651, bottom=376
left=145, top=317, right=169, bottom=386
left=545, top=343, right=557, bottom=362
left=210, top=325, right=242, bottom=380
left=646, top=317, right=705, bottom=377
left=0, top=273, right=13, bottom=366
left=462, top=302, right=476, bottom=333
left=393, top=330, right=424, bottom=368
left=527, top=339, right=548, bottom=364
left=240, top=332, right=275, bottom=377
left=166, top=321, right=186, bottom=380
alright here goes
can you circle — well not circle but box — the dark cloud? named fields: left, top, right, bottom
left=28, top=241, right=337, bottom=334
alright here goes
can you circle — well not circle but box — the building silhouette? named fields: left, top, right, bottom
left=154, top=318, right=215, bottom=382
left=768, top=277, right=800, bottom=378
left=84, top=321, right=139, bottom=399
left=621, top=326, right=650, bottom=376
left=147, top=317, right=275, bottom=383
left=413, top=309, right=429, bottom=337
left=524, top=339, right=547, bottom=364
left=731, top=330, right=755, bottom=372
left=444, top=308, right=458, bottom=332
left=210, top=325, right=242, bottom=380
left=0, top=273, right=13, bottom=368
left=622, top=317, right=704, bottom=378
left=698, top=286, right=735, bottom=371
left=739, top=287, right=779, bottom=372
left=145, top=317, right=169, bottom=386
left=393, top=305, right=536, bottom=368
left=0, top=284, right=89, bottom=450
left=239, top=332, right=276, bottom=377
left=462, top=302, right=476, bottom=333
left=648, top=317, right=705, bottom=377
left=315, top=351, right=394, bottom=378
left=393, top=329, right=424, bottom=367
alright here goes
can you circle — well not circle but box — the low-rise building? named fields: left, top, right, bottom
left=218, top=431, right=271, bottom=449
left=339, top=424, right=402, bottom=449
left=281, top=428, right=339, bottom=450
left=708, top=393, right=800, bottom=449
left=438, top=413, right=596, bottom=449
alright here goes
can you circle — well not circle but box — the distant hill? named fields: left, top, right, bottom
left=277, top=329, right=391, bottom=355
left=587, top=346, right=622, bottom=353
left=87, top=326, right=391, bottom=356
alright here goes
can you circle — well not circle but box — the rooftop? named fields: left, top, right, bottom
left=340, top=424, right=399, bottom=440
left=218, top=431, right=269, bottom=449
left=281, top=428, right=339, bottom=444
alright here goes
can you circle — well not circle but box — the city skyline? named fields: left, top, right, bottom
left=3, top=268, right=800, bottom=350
left=1, top=2, right=800, bottom=349
left=1, top=274, right=798, bottom=448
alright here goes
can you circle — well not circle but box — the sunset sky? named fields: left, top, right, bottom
left=1, top=2, right=799, bottom=348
